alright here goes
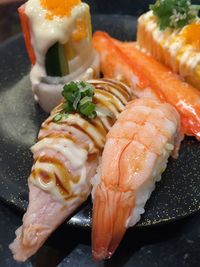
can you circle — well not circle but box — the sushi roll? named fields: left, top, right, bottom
left=18, top=0, right=100, bottom=112
left=91, top=98, right=182, bottom=260
left=137, top=0, right=200, bottom=90
left=10, top=79, right=133, bottom=262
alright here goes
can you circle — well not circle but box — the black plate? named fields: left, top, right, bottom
left=0, top=15, right=200, bottom=229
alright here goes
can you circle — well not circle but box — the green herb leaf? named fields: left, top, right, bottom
left=79, top=96, right=93, bottom=106
left=79, top=102, right=96, bottom=118
left=62, top=101, right=74, bottom=113
left=54, top=81, right=97, bottom=122
left=73, top=90, right=81, bottom=110
left=62, top=82, right=78, bottom=102
left=150, top=0, right=200, bottom=30
left=53, top=112, right=69, bottom=123
left=53, top=113, right=63, bottom=122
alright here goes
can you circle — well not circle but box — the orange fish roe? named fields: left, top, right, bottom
left=181, top=23, right=200, bottom=50
left=72, top=19, right=87, bottom=42
left=40, top=0, right=81, bottom=20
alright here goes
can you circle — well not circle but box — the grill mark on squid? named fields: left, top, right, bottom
left=30, top=79, right=133, bottom=204
left=38, top=131, right=77, bottom=142
left=90, top=79, right=132, bottom=102
left=89, top=117, right=108, bottom=137
left=69, top=124, right=102, bottom=150
left=94, top=89, right=124, bottom=112
left=38, top=154, right=81, bottom=183
left=95, top=84, right=130, bottom=104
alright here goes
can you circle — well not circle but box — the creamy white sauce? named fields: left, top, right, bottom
left=32, top=138, right=88, bottom=169
left=25, top=0, right=99, bottom=112
left=168, top=39, right=183, bottom=58
left=30, top=137, right=90, bottom=205
left=146, top=20, right=157, bottom=32
left=64, top=114, right=106, bottom=148
left=142, top=10, right=154, bottom=20
left=25, top=0, right=90, bottom=83
left=153, top=28, right=165, bottom=43
left=94, top=91, right=123, bottom=116
left=30, top=163, right=88, bottom=207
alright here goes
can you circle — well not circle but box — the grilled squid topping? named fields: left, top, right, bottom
left=29, top=79, right=133, bottom=205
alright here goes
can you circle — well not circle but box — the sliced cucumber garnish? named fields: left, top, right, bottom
left=45, top=43, right=69, bottom=77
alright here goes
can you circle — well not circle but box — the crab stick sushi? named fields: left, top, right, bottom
left=18, top=0, right=99, bottom=112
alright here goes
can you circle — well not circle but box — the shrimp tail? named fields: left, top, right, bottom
left=92, top=183, right=134, bottom=260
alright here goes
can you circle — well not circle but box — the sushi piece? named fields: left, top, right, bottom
left=91, top=98, right=181, bottom=260
left=93, top=31, right=200, bottom=140
left=10, top=79, right=133, bottom=262
left=18, top=0, right=100, bottom=112
left=137, top=0, right=200, bottom=90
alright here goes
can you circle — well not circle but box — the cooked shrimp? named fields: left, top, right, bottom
left=91, top=98, right=181, bottom=260
left=93, top=31, right=200, bottom=140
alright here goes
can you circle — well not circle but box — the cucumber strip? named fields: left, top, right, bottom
left=45, top=43, right=69, bottom=77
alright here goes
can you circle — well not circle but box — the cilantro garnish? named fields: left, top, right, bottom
left=150, top=0, right=200, bottom=30
left=53, top=81, right=97, bottom=122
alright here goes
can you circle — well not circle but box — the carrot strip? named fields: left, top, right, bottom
left=18, top=4, right=36, bottom=65
left=93, top=31, right=200, bottom=140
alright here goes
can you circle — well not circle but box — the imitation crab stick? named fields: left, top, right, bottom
left=18, top=4, right=36, bottom=65
left=93, top=31, right=200, bottom=140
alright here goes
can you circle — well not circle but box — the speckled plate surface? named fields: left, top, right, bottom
left=0, top=15, right=200, bottom=229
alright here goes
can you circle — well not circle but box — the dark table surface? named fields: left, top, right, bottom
left=1, top=0, right=200, bottom=266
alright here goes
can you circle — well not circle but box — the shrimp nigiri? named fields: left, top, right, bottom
left=10, top=79, right=132, bottom=262
left=91, top=98, right=181, bottom=260
left=93, top=31, right=200, bottom=140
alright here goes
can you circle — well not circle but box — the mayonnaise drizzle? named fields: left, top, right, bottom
left=139, top=11, right=200, bottom=78
left=32, top=138, right=88, bottom=168
left=25, top=0, right=90, bottom=84
left=29, top=80, right=133, bottom=205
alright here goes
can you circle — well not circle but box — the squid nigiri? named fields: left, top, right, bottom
left=9, top=79, right=132, bottom=262
left=93, top=31, right=200, bottom=140
left=91, top=98, right=181, bottom=260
